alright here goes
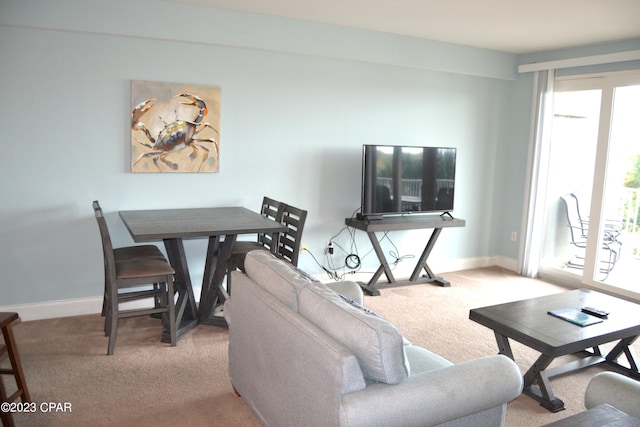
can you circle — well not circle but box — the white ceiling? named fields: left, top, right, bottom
left=169, top=0, right=640, bottom=54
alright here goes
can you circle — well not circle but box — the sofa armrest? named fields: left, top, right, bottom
left=585, top=372, right=640, bottom=419
left=339, top=354, right=523, bottom=427
left=228, top=272, right=367, bottom=427
left=325, top=280, right=364, bottom=305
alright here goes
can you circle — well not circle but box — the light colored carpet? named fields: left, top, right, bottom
left=3, top=267, right=637, bottom=426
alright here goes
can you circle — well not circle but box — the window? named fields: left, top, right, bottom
left=538, top=71, right=640, bottom=296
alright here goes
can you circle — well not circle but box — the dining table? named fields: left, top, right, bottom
left=119, top=206, right=287, bottom=341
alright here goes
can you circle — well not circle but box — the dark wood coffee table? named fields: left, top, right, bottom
left=469, top=289, right=640, bottom=412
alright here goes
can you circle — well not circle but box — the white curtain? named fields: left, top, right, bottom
left=520, top=69, right=556, bottom=277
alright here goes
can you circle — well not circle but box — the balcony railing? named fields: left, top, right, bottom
left=620, top=187, right=640, bottom=234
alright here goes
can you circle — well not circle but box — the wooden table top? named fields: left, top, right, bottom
left=119, top=206, right=287, bottom=242
left=346, top=214, right=465, bottom=232
left=469, top=289, right=640, bottom=356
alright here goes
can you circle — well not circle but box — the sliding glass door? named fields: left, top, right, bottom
left=539, top=71, right=640, bottom=293
left=597, top=84, right=640, bottom=287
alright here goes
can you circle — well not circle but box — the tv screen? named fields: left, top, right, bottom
left=361, top=145, right=456, bottom=217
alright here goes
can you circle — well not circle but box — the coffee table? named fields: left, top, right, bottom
left=469, top=289, right=640, bottom=412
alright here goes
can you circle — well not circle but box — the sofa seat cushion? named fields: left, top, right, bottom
left=298, top=285, right=410, bottom=385
left=244, top=250, right=319, bottom=310
left=404, top=345, right=452, bottom=375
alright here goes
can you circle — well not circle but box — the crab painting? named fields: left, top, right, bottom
left=130, top=81, right=221, bottom=173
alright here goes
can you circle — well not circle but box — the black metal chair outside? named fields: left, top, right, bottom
left=560, top=193, right=621, bottom=278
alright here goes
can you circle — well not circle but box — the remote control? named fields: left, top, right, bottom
left=581, top=307, right=609, bottom=318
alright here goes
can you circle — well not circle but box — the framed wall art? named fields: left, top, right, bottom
left=130, top=80, right=221, bottom=173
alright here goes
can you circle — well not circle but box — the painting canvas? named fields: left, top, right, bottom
left=131, top=80, right=221, bottom=173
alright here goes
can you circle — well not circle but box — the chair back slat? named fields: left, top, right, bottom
left=257, top=197, right=285, bottom=252
left=277, top=204, right=307, bottom=266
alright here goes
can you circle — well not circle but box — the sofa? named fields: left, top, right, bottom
left=224, top=250, right=523, bottom=427
left=585, top=371, right=640, bottom=418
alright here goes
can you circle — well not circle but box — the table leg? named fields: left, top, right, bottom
left=199, top=235, right=220, bottom=311
left=510, top=338, right=639, bottom=413
left=605, top=335, right=640, bottom=379
left=358, top=232, right=396, bottom=296
left=199, top=234, right=236, bottom=328
left=368, top=231, right=395, bottom=283
left=162, top=238, right=199, bottom=342
left=494, top=332, right=514, bottom=359
left=522, top=353, right=566, bottom=412
left=358, top=227, right=452, bottom=295
left=493, top=333, right=565, bottom=412
left=409, top=227, right=450, bottom=286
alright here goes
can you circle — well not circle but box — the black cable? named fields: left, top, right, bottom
left=345, top=253, right=361, bottom=269
left=305, top=248, right=341, bottom=280
left=319, top=207, right=415, bottom=280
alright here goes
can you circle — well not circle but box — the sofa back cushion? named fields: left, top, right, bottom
left=244, top=250, right=319, bottom=311
left=298, top=285, right=410, bottom=384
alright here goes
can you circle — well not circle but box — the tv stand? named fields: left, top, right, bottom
left=345, top=215, right=466, bottom=296
left=356, top=213, right=384, bottom=221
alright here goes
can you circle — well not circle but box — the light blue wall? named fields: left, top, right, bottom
left=1, top=0, right=636, bottom=314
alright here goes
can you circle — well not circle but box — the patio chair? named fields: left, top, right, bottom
left=571, top=191, right=624, bottom=241
left=560, top=193, right=621, bottom=277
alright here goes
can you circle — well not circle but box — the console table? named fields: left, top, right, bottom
left=345, top=214, right=465, bottom=295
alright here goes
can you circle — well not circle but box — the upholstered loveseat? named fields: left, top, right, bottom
left=585, top=371, right=640, bottom=418
left=224, top=250, right=523, bottom=427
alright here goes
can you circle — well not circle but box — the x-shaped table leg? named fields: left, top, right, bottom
left=494, top=333, right=565, bottom=412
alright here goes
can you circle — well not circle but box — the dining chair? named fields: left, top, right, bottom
left=92, top=201, right=167, bottom=317
left=0, top=312, right=30, bottom=427
left=93, top=201, right=176, bottom=355
left=227, top=197, right=284, bottom=273
left=275, top=203, right=308, bottom=267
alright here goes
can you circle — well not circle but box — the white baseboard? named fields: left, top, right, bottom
left=494, top=255, right=519, bottom=272
left=323, top=256, right=519, bottom=285
left=425, top=256, right=517, bottom=274
left=0, top=297, right=105, bottom=322
left=1, top=286, right=204, bottom=322
left=1, top=257, right=520, bottom=321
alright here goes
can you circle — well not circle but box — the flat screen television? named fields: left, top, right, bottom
left=360, top=144, right=457, bottom=218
